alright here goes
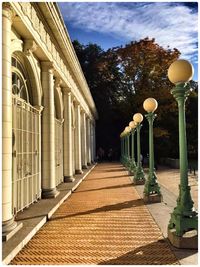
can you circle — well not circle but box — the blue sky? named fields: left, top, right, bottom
left=58, top=2, right=198, bottom=81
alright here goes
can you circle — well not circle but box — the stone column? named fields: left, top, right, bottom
left=34, top=105, right=44, bottom=197
left=2, top=3, right=18, bottom=238
left=90, top=121, right=94, bottom=163
left=41, top=62, right=59, bottom=198
left=81, top=111, right=88, bottom=169
left=74, top=103, right=83, bottom=174
left=93, top=122, right=96, bottom=162
left=72, top=102, right=76, bottom=175
left=87, top=117, right=92, bottom=165
left=63, top=91, right=75, bottom=182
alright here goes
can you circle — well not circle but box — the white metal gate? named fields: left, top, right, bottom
left=55, top=119, right=63, bottom=186
left=12, top=95, right=41, bottom=214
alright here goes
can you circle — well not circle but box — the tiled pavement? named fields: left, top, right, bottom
left=156, top=166, right=198, bottom=209
left=11, top=163, right=179, bottom=265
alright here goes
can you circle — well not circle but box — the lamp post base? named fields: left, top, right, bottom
left=143, top=174, right=162, bottom=203
left=168, top=209, right=198, bottom=237
left=143, top=193, right=162, bottom=204
left=133, top=167, right=145, bottom=185
left=168, top=228, right=198, bottom=249
left=133, top=178, right=145, bottom=185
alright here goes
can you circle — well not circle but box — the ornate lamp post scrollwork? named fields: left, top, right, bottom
left=167, top=59, right=198, bottom=249
left=143, top=98, right=162, bottom=203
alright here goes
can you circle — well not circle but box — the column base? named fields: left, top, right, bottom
left=42, top=188, right=60, bottom=199
left=82, top=165, right=88, bottom=169
left=2, top=218, right=23, bottom=242
left=64, top=175, right=75, bottom=183
left=143, top=193, right=163, bottom=204
left=87, top=162, right=92, bottom=166
left=168, top=228, right=198, bottom=249
left=75, top=169, right=83, bottom=175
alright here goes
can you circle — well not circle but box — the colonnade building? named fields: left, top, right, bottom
left=2, top=2, right=98, bottom=240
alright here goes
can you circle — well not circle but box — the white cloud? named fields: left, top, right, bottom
left=59, top=2, right=198, bottom=61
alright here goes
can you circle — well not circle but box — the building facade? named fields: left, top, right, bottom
left=2, top=2, right=97, bottom=240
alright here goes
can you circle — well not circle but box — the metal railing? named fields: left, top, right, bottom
left=12, top=95, right=41, bottom=214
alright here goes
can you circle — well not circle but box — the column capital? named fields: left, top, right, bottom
left=55, top=78, right=63, bottom=89
left=86, top=115, right=90, bottom=120
left=62, top=87, right=71, bottom=95
left=80, top=107, right=85, bottom=114
left=2, top=3, right=15, bottom=21
left=41, top=61, right=55, bottom=73
left=74, top=100, right=81, bottom=108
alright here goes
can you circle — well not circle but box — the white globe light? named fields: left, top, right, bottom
left=133, top=113, right=143, bottom=123
left=125, top=126, right=132, bottom=133
left=129, top=121, right=136, bottom=128
left=143, top=98, right=158, bottom=113
left=168, top=59, right=194, bottom=84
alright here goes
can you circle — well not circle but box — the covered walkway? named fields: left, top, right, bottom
left=11, top=163, right=179, bottom=265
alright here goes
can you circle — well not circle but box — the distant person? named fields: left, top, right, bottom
left=140, top=154, right=143, bottom=166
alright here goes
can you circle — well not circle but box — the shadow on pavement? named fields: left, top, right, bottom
left=75, top=183, right=133, bottom=193
left=105, top=168, right=125, bottom=172
left=98, top=239, right=179, bottom=265
left=50, top=199, right=144, bottom=221
left=87, top=174, right=129, bottom=181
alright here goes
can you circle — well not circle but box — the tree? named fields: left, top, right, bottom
left=73, top=41, right=126, bottom=157
left=73, top=38, right=197, bottom=160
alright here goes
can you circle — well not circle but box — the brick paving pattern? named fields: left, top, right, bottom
left=11, top=163, right=179, bottom=265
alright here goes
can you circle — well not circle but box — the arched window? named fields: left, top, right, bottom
left=12, top=56, right=32, bottom=103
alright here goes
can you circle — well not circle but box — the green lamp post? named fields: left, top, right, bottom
left=133, top=113, right=145, bottom=185
left=128, top=121, right=137, bottom=175
left=124, top=126, right=131, bottom=167
left=143, top=98, right=162, bottom=203
left=167, top=59, right=198, bottom=249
